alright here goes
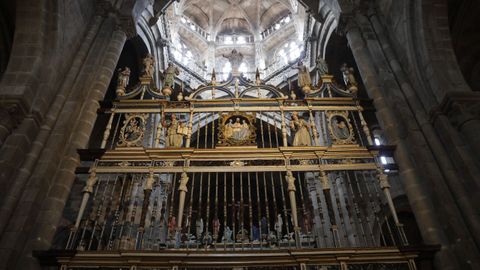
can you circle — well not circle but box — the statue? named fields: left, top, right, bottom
left=116, top=67, right=130, bottom=96
left=303, top=211, right=312, bottom=233
left=226, top=118, right=250, bottom=141
left=195, top=218, right=204, bottom=239
left=223, top=226, right=233, bottom=242
left=274, top=214, right=283, bottom=239
left=290, top=112, right=312, bottom=146
left=315, top=57, right=329, bottom=76
left=332, top=117, right=350, bottom=140
left=252, top=225, right=260, bottom=241
left=261, top=216, right=268, bottom=236
left=159, top=215, right=167, bottom=244
left=162, top=114, right=185, bottom=147
left=143, top=54, right=155, bottom=78
left=168, top=216, right=176, bottom=238
left=162, top=62, right=180, bottom=89
left=212, top=216, right=221, bottom=240
left=340, top=63, right=358, bottom=93
left=222, top=49, right=244, bottom=73
left=293, top=61, right=312, bottom=93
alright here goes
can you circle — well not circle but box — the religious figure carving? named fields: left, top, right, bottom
left=303, top=211, right=312, bottom=233
left=162, top=114, right=185, bottom=147
left=293, top=61, right=312, bottom=93
left=143, top=54, right=155, bottom=78
left=222, top=49, right=243, bottom=73
left=159, top=215, right=167, bottom=244
left=230, top=118, right=250, bottom=141
left=168, top=216, right=176, bottom=238
left=212, top=216, right=221, bottom=240
left=332, top=117, right=350, bottom=140
left=252, top=225, right=260, bottom=241
left=341, top=63, right=358, bottom=94
left=223, top=226, right=233, bottom=242
left=290, top=112, right=312, bottom=146
left=315, top=57, right=329, bottom=76
left=274, top=214, right=283, bottom=239
left=118, top=114, right=148, bottom=147
left=218, top=113, right=256, bottom=146
left=196, top=218, right=204, bottom=240
left=261, top=216, right=268, bottom=237
left=162, top=62, right=180, bottom=89
left=116, top=67, right=130, bottom=96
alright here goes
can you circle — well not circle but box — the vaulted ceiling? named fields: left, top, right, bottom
left=178, top=0, right=294, bottom=37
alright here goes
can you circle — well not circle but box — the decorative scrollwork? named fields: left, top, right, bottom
left=117, top=113, right=148, bottom=147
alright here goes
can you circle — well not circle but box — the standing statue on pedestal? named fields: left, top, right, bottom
left=116, top=67, right=130, bottom=97
left=261, top=216, right=268, bottom=240
left=293, top=61, right=312, bottom=93
left=168, top=216, right=176, bottom=239
left=162, top=114, right=185, bottom=147
left=212, top=216, right=221, bottom=240
left=315, top=57, right=329, bottom=77
left=274, top=214, right=283, bottom=240
left=222, top=49, right=243, bottom=73
left=195, top=218, right=204, bottom=240
left=340, top=63, right=358, bottom=94
left=143, top=54, right=155, bottom=78
left=223, top=226, right=233, bottom=242
left=162, top=62, right=180, bottom=96
left=290, top=112, right=312, bottom=146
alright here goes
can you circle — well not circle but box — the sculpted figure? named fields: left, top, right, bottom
left=223, top=226, right=233, bottom=242
left=212, top=216, right=221, bottom=239
left=163, top=62, right=180, bottom=89
left=162, top=114, right=184, bottom=147
left=274, top=214, right=283, bottom=239
left=315, top=57, right=329, bottom=76
left=224, top=119, right=234, bottom=139
left=143, top=54, right=155, bottom=77
left=341, top=63, right=358, bottom=89
left=168, top=216, right=176, bottom=237
left=196, top=218, right=204, bottom=239
left=290, top=112, right=311, bottom=146
left=332, top=117, right=350, bottom=139
left=117, top=67, right=130, bottom=88
left=293, top=61, right=312, bottom=88
left=222, top=49, right=243, bottom=72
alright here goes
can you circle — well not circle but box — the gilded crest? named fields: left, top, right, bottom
left=117, top=113, right=148, bottom=147
left=326, top=111, right=355, bottom=144
left=218, top=112, right=257, bottom=146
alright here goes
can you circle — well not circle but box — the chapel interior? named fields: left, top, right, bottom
left=0, top=0, right=479, bottom=270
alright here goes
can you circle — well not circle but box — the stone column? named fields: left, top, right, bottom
left=345, top=19, right=461, bottom=270
left=12, top=23, right=127, bottom=269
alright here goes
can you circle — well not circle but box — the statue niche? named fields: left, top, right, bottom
left=218, top=112, right=256, bottom=147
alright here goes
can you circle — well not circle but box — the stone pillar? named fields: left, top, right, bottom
left=0, top=15, right=105, bottom=238
left=8, top=22, right=127, bottom=269
left=345, top=19, right=462, bottom=270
